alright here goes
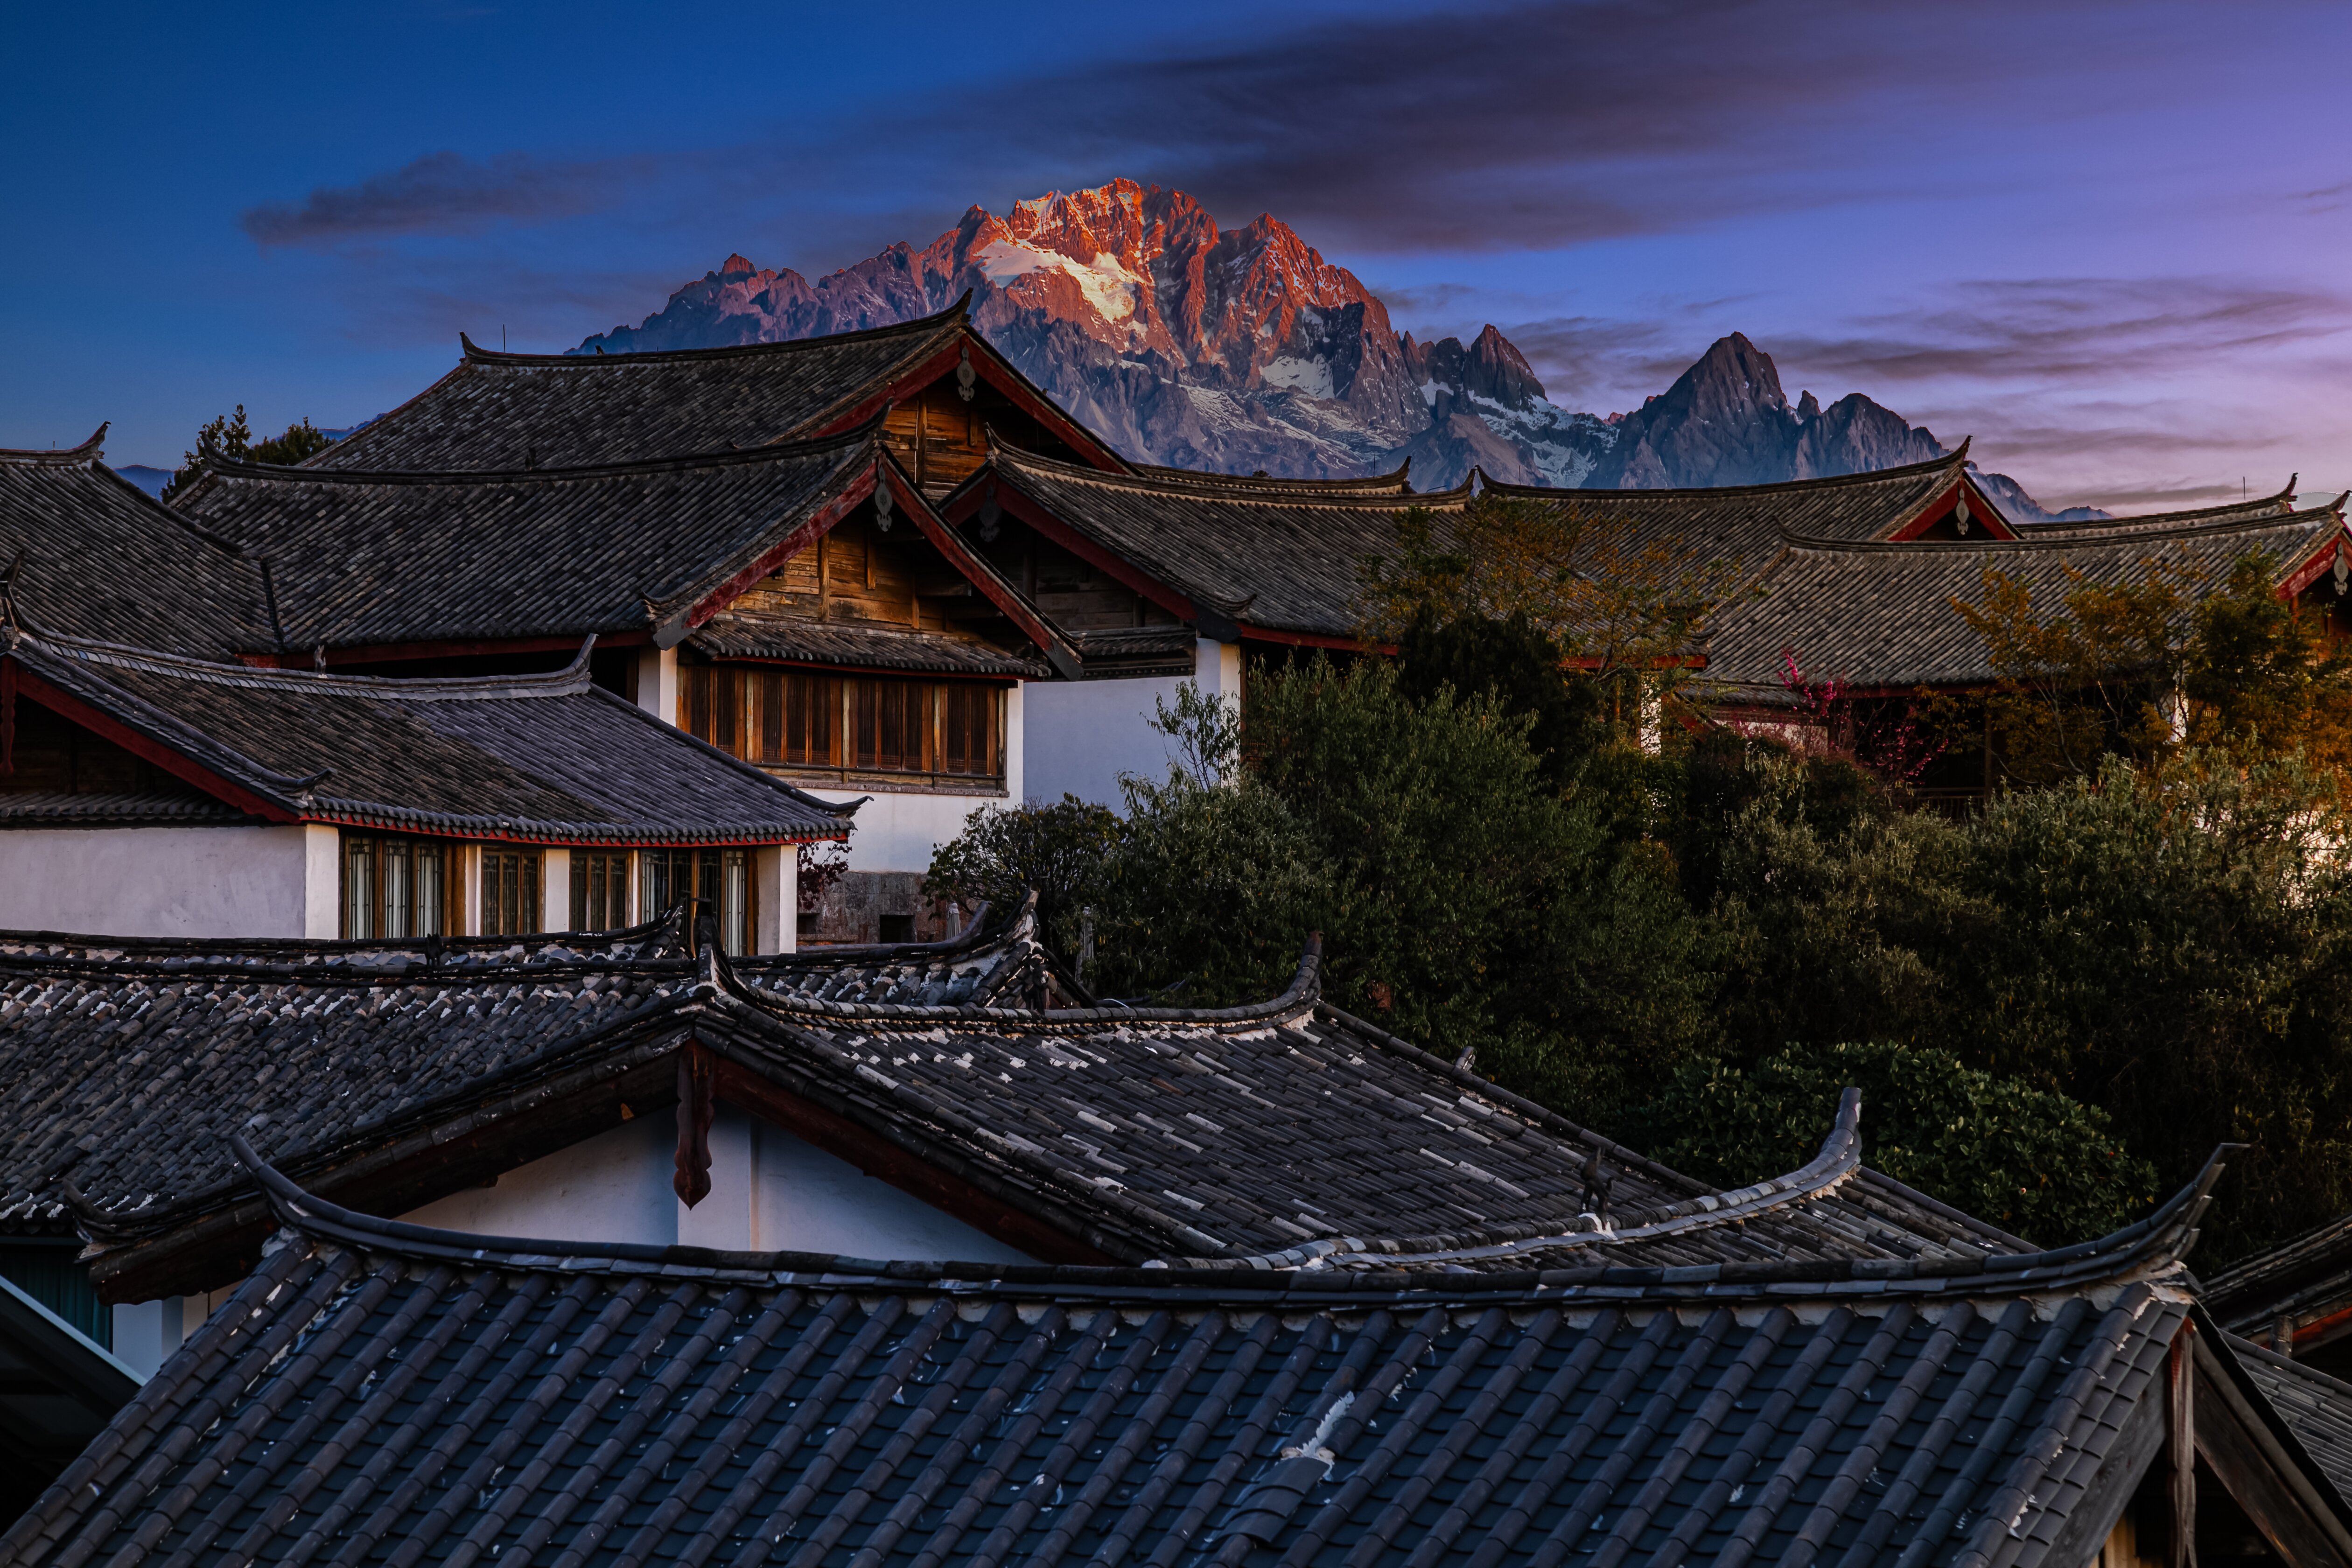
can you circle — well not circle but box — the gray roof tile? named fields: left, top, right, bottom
left=5, top=631, right=850, bottom=845
left=0, top=1151, right=2225, bottom=1568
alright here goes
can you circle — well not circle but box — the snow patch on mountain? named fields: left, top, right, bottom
left=973, top=239, right=1142, bottom=325
left=574, top=179, right=2079, bottom=513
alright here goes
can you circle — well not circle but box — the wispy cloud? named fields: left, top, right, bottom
left=1772, top=278, right=2352, bottom=390
left=240, top=151, right=646, bottom=248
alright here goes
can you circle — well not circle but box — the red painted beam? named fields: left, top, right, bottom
left=709, top=1055, right=1115, bottom=1266
left=887, top=465, right=1070, bottom=664
left=684, top=472, right=873, bottom=633
left=700, top=654, right=1019, bottom=685
left=2279, top=533, right=2345, bottom=600
left=968, top=481, right=1201, bottom=623
left=1242, top=626, right=1393, bottom=654
left=1886, top=476, right=2021, bottom=543
left=4, top=663, right=298, bottom=822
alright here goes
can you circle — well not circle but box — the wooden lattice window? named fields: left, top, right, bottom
left=480, top=848, right=542, bottom=936
left=341, top=833, right=452, bottom=939
left=684, top=665, right=1003, bottom=782
left=570, top=851, right=632, bottom=932
left=637, top=847, right=753, bottom=953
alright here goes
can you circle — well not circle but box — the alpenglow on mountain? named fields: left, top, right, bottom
left=576, top=180, right=2089, bottom=520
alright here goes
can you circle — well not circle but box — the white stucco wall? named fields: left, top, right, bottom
left=801, top=689, right=1022, bottom=874
left=808, top=787, right=1004, bottom=874
left=749, top=1117, right=1034, bottom=1262
left=0, top=825, right=319, bottom=938
left=109, top=1089, right=1037, bottom=1374
left=399, top=1104, right=1033, bottom=1262
left=1023, top=639, right=1240, bottom=810
left=400, top=1115, right=681, bottom=1246
left=1024, top=674, right=1190, bottom=809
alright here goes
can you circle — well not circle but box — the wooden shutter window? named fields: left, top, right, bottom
left=480, top=848, right=543, bottom=936
left=342, top=833, right=453, bottom=938
left=570, top=850, right=631, bottom=931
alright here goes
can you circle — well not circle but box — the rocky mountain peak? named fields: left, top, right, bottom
left=570, top=181, right=2077, bottom=515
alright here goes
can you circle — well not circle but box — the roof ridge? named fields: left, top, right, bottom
left=991, top=438, right=1472, bottom=508
left=223, top=1131, right=2232, bottom=1297
left=1776, top=501, right=2345, bottom=555
left=16, top=628, right=602, bottom=702
left=0, top=423, right=108, bottom=466
left=460, top=295, right=973, bottom=366
left=201, top=415, right=885, bottom=487
left=1475, top=444, right=1968, bottom=502
left=1129, top=458, right=1415, bottom=493
left=2023, top=477, right=2301, bottom=532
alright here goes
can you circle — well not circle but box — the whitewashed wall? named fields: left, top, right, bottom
left=1023, top=639, right=1241, bottom=810
left=405, top=1105, right=1032, bottom=1262
left=805, top=685, right=1025, bottom=874
left=0, top=824, right=337, bottom=938
left=111, top=1103, right=1036, bottom=1376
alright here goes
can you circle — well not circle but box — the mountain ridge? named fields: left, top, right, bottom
left=575, top=180, right=2094, bottom=522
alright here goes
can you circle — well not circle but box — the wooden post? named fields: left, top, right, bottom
left=674, top=1043, right=716, bottom=1207
left=2170, top=1323, right=2196, bottom=1568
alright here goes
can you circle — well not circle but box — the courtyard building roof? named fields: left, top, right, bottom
left=1, top=630, right=851, bottom=846
left=0, top=1142, right=2283, bottom=1568
left=306, top=300, right=1125, bottom=476
left=0, top=429, right=272, bottom=660
left=1704, top=496, right=2350, bottom=697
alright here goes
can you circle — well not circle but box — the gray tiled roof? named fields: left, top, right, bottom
left=2016, top=477, right=2299, bottom=536
left=0, top=912, right=2026, bottom=1282
left=0, top=791, right=254, bottom=826
left=1477, top=448, right=1982, bottom=589
left=2205, top=1206, right=2352, bottom=1345
left=5, top=631, right=852, bottom=845
left=309, top=309, right=972, bottom=473
left=1128, top=458, right=1416, bottom=495
left=0, top=430, right=272, bottom=659
left=1705, top=499, right=2349, bottom=694
left=2229, top=1334, right=2352, bottom=1509
left=979, top=447, right=1472, bottom=640
left=688, top=611, right=1050, bottom=678
left=172, top=429, right=880, bottom=653
left=0, top=1148, right=2222, bottom=1568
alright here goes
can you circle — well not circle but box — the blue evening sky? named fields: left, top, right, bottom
left=4, top=0, right=2348, bottom=509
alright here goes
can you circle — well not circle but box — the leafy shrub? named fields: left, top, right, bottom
left=1624, top=1040, right=2158, bottom=1246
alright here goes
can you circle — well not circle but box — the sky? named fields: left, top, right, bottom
left=5, top=0, right=2349, bottom=511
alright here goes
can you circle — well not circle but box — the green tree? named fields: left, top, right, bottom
left=1958, top=549, right=2352, bottom=786
left=1698, top=745, right=2352, bottom=1261
left=924, top=795, right=1120, bottom=967
left=160, top=407, right=333, bottom=500
left=1624, top=1040, right=2158, bottom=1246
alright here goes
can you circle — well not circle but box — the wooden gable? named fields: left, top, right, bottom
left=726, top=494, right=1034, bottom=651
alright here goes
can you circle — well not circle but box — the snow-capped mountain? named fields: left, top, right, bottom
left=576, top=180, right=2088, bottom=518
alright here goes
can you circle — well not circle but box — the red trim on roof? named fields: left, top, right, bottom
left=1886, top=477, right=2021, bottom=543
left=3, top=662, right=300, bottom=823
left=886, top=466, right=1069, bottom=664
left=808, top=332, right=1127, bottom=473
left=683, top=469, right=875, bottom=632
left=693, top=653, right=1022, bottom=684
left=961, top=480, right=1202, bottom=623
left=2279, top=532, right=2346, bottom=599
left=1240, top=626, right=1392, bottom=654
